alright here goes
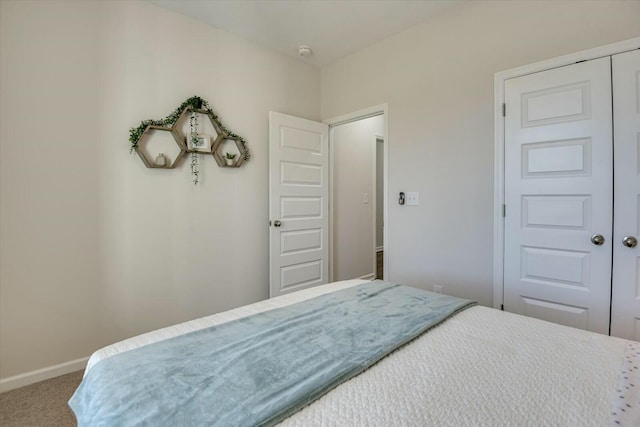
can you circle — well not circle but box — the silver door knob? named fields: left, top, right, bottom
left=622, top=236, right=638, bottom=248
left=273, top=220, right=282, bottom=227
left=591, top=234, right=605, bottom=246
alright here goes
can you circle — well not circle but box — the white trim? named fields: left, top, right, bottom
left=376, top=246, right=384, bottom=253
left=371, top=134, right=382, bottom=281
left=324, top=104, right=387, bottom=128
left=358, top=273, right=376, bottom=281
left=0, top=356, right=88, bottom=393
left=493, top=37, right=640, bottom=310
left=325, top=103, right=390, bottom=282
left=495, top=38, right=640, bottom=83
left=493, top=63, right=506, bottom=309
left=383, top=110, right=389, bottom=281
left=328, top=125, right=337, bottom=282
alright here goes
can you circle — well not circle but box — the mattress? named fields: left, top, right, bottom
left=78, top=279, right=639, bottom=426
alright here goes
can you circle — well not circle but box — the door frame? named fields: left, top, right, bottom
left=374, top=134, right=385, bottom=277
left=324, top=104, right=389, bottom=282
left=493, top=37, right=640, bottom=309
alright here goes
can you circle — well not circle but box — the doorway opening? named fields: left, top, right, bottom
left=268, top=105, right=388, bottom=297
left=327, top=105, right=388, bottom=282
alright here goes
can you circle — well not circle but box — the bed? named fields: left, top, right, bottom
left=69, top=279, right=639, bottom=426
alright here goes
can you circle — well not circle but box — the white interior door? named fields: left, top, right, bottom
left=611, top=49, right=640, bottom=341
left=503, top=57, right=613, bottom=334
left=269, top=112, right=329, bottom=297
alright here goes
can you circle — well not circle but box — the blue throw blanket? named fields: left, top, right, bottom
left=69, top=280, right=476, bottom=426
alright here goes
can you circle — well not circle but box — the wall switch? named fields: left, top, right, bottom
left=363, top=193, right=369, bottom=204
left=433, top=284, right=443, bottom=294
left=406, top=192, right=419, bottom=206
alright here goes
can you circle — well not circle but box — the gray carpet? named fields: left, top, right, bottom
left=376, top=251, right=383, bottom=279
left=0, top=370, right=82, bottom=426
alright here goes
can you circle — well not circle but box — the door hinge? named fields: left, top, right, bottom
left=502, top=204, right=506, bottom=217
left=502, top=103, right=506, bottom=117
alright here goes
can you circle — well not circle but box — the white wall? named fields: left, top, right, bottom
left=332, top=115, right=384, bottom=280
left=321, top=0, right=640, bottom=306
left=0, top=0, right=319, bottom=379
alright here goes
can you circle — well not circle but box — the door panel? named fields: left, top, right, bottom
left=504, top=57, right=613, bottom=334
left=521, top=297, right=588, bottom=330
left=521, top=81, right=591, bottom=126
left=611, top=49, right=640, bottom=340
left=520, top=246, right=588, bottom=287
left=269, top=112, right=329, bottom=297
left=522, top=195, right=590, bottom=230
left=522, top=138, right=591, bottom=177
left=281, top=229, right=322, bottom=254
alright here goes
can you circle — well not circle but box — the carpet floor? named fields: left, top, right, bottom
left=376, top=251, right=384, bottom=279
left=0, top=370, right=82, bottom=426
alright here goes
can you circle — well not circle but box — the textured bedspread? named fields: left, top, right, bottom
left=72, top=279, right=639, bottom=426
left=69, top=280, right=475, bottom=426
left=282, top=308, right=639, bottom=427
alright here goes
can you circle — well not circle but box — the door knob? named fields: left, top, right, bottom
left=273, top=220, right=282, bottom=227
left=591, top=234, right=605, bottom=246
left=622, top=236, right=638, bottom=248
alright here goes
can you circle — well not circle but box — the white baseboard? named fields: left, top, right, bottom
left=359, top=273, right=376, bottom=280
left=0, top=356, right=88, bottom=393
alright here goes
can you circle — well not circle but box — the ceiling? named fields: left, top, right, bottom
left=149, top=0, right=466, bottom=67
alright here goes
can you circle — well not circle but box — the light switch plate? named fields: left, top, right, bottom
left=406, top=192, right=419, bottom=206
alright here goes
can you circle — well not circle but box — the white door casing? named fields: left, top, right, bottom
left=503, top=57, right=613, bottom=334
left=269, top=112, right=329, bottom=298
left=611, top=49, right=640, bottom=341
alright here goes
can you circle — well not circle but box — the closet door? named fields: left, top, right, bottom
left=503, top=57, right=613, bottom=334
left=611, top=49, right=640, bottom=341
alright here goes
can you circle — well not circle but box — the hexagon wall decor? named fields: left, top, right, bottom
left=133, top=125, right=186, bottom=169
left=129, top=96, right=250, bottom=173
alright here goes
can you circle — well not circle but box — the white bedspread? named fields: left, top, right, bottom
left=85, top=280, right=636, bottom=426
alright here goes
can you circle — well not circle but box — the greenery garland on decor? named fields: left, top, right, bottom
left=189, top=111, right=200, bottom=185
left=128, top=96, right=250, bottom=162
